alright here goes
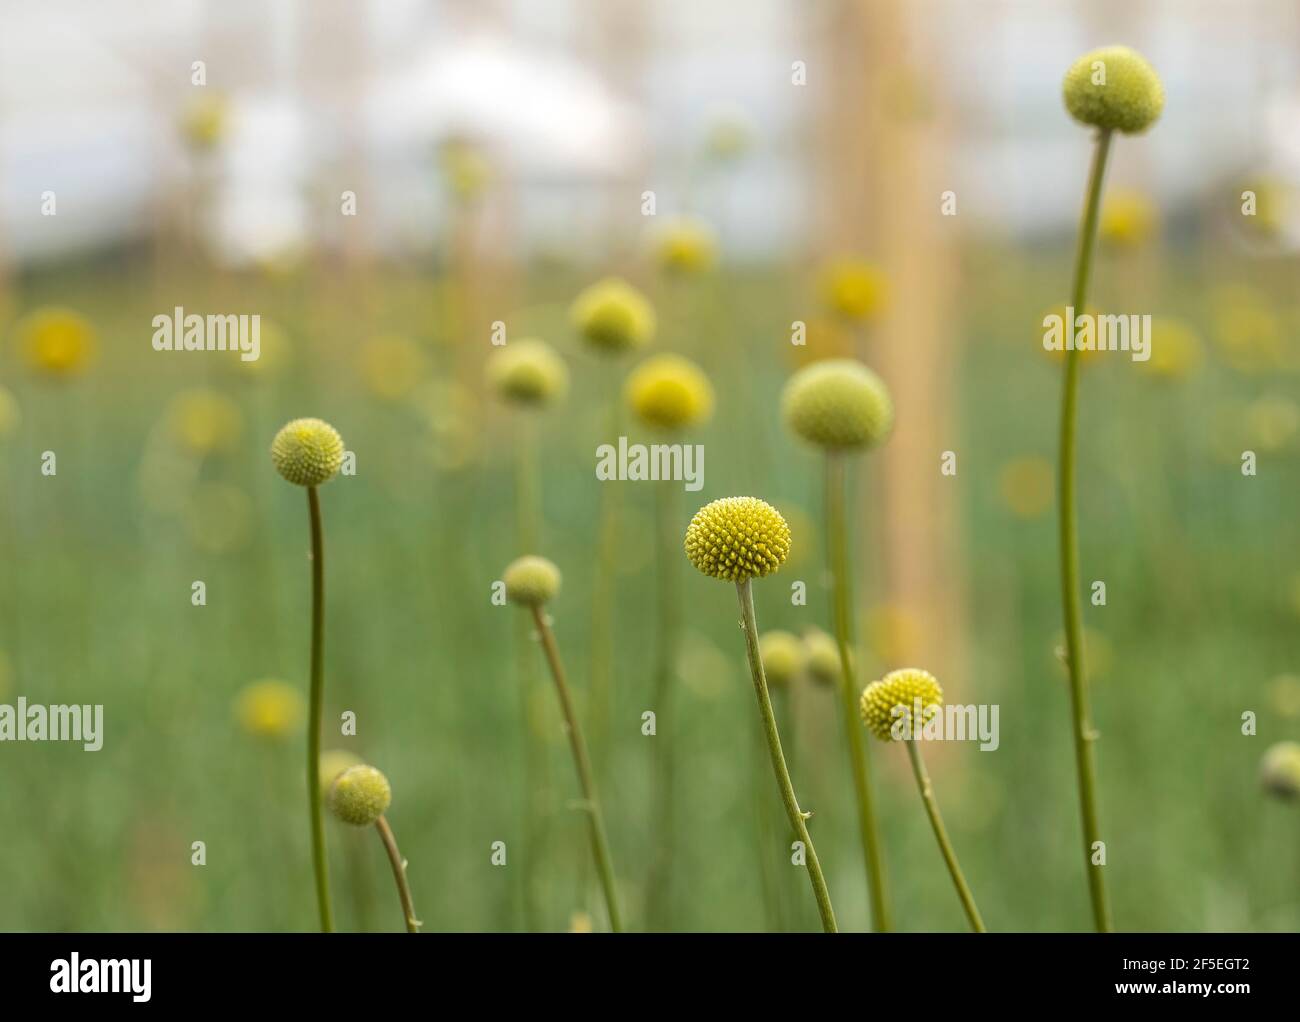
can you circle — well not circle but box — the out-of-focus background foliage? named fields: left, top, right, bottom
left=1, top=0, right=1299, bottom=932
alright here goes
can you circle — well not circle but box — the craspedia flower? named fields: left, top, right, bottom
left=803, top=627, right=842, bottom=687
left=503, top=555, right=562, bottom=606
left=820, top=258, right=887, bottom=323
left=486, top=338, right=569, bottom=407
left=625, top=354, right=714, bottom=430
left=271, top=418, right=345, bottom=487
left=168, top=389, right=243, bottom=456
left=782, top=359, right=893, bottom=451
left=860, top=667, right=943, bottom=742
left=655, top=217, right=718, bottom=275
left=13, top=306, right=96, bottom=378
left=359, top=334, right=427, bottom=402
left=570, top=277, right=655, bottom=354
left=684, top=496, right=791, bottom=582
left=234, top=679, right=304, bottom=740
left=319, top=749, right=363, bottom=795
left=1141, top=318, right=1203, bottom=380
left=1259, top=741, right=1300, bottom=801
left=327, top=764, right=392, bottom=825
left=760, top=630, right=806, bottom=688
left=1099, top=188, right=1158, bottom=248
left=1063, top=45, right=1164, bottom=134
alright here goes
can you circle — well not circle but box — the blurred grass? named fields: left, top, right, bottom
left=1, top=242, right=1298, bottom=932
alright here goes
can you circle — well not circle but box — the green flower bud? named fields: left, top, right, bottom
left=570, top=277, right=655, bottom=354
left=327, top=764, right=392, bottom=825
left=1260, top=741, right=1300, bottom=802
left=760, top=630, right=806, bottom=688
left=1063, top=46, right=1164, bottom=134
left=503, top=555, right=562, bottom=606
left=782, top=359, right=893, bottom=451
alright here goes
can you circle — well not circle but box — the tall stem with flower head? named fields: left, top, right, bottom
left=1058, top=43, right=1164, bottom=933
left=905, top=740, right=985, bottom=932
left=375, top=816, right=421, bottom=933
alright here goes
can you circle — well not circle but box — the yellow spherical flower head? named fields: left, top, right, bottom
left=327, top=764, right=392, bottom=825
left=271, top=417, right=345, bottom=486
left=319, top=750, right=363, bottom=796
left=235, top=679, right=304, bottom=740
left=760, top=630, right=806, bottom=688
left=1063, top=46, right=1164, bottom=134
left=571, top=277, right=656, bottom=354
left=14, top=306, right=96, bottom=378
left=625, top=354, right=714, bottom=431
left=486, top=338, right=569, bottom=408
left=802, top=627, right=842, bottom=687
left=168, top=389, right=243, bottom=456
left=1141, top=318, right=1203, bottom=380
left=1260, top=741, right=1300, bottom=801
left=1099, top=188, right=1158, bottom=248
left=655, top=217, right=718, bottom=275
left=820, top=258, right=887, bottom=323
left=503, top=555, right=562, bottom=606
left=684, top=496, right=791, bottom=583
left=782, top=359, right=893, bottom=451
left=180, top=92, right=229, bottom=149
left=359, top=334, right=427, bottom=402
left=860, top=667, right=943, bottom=742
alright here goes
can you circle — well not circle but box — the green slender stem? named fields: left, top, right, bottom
left=735, top=579, right=838, bottom=933
left=824, top=454, right=890, bottom=932
left=589, top=378, right=622, bottom=773
left=515, top=414, right=541, bottom=553
left=647, top=477, right=680, bottom=929
left=530, top=604, right=624, bottom=932
left=374, top=816, right=421, bottom=933
left=1058, top=127, right=1114, bottom=933
left=905, top=740, right=985, bottom=932
left=306, top=486, right=334, bottom=933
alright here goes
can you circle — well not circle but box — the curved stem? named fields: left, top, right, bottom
left=647, top=477, right=680, bottom=929
left=735, top=579, right=838, bottom=933
left=905, top=740, right=985, bottom=932
left=530, top=605, right=624, bottom=932
left=824, top=454, right=890, bottom=931
left=374, top=816, right=421, bottom=933
left=1058, top=127, right=1114, bottom=933
left=306, top=486, right=334, bottom=933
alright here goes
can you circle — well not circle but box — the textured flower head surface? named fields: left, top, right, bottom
left=760, top=630, right=806, bottom=688
left=169, top=389, right=243, bottom=456
left=1063, top=46, right=1164, bottom=134
left=625, top=354, right=714, bottom=431
left=503, top=555, right=562, bottom=606
left=655, top=217, right=718, bottom=275
left=860, top=667, right=944, bottom=742
left=271, top=417, right=345, bottom=486
left=684, top=496, right=791, bottom=582
left=359, top=334, right=427, bottom=402
left=328, top=764, right=392, bottom=826
left=1260, top=741, right=1300, bottom=801
left=820, top=258, right=887, bottom=323
left=782, top=359, right=894, bottom=451
left=318, top=749, right=363, bottom=795
left=14, top=307, right=96, bottom=378
left=570, top=277, right=656, bottom=354
left=486, top=338, right=569, bottom=408
left=803, top=627, right=842, bottom=687
left=235, top=679, right=304, bottom=740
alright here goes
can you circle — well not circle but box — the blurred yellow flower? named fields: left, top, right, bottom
left=998, top=457, right=1054, bottom=519
left=359, top=334, right=427, bottom=402
left=1141, top=317, right=1203, bottom=380
left=1099, top=188, right=1158, bottom=249
left=1238, top=177, right=1289, bottom=238
left=820, top=258, right=887, bottom=323
left=1245, top=396, right=1300, bottom=452
left=439, top=138, right=491, bottom=201
left=703, top=111, right=753, bottom=163
left=864, top=603, right=921, bottom=666
left=655, top=217, right=718, bottom=275
left=571, top=277, right=656, bottom=354
left=14, top=307, right=96, bottom=378
left=0, top=386, right=20, bottom=436
left=625, top=353, right=714, bottom=430
left=319, top=750, right=363, bottom=795
left=1209, top=284, right=1284, bottom=373
left=167, top=389, right=243, bottom=456
left=486, top=338, right=568, bottom=408
left=229, top=319, right=291, bottom=379
left=1268, top=674, right=1300, bottom=719
left=235, top=679, right=304, bottom=740
left=787, top=317, right=853, bottom=368
left=180, top=92, right=229, bottom=150
left=568, top=911, right=594, bottom=933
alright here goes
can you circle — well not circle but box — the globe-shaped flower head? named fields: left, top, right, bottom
left=860, top=667, right=944, bottom=741
left=782, top=359, right=894, bottom=451
left=655, top=217, right=718, bottom=275
left=1063, top=46, right=1164, bottom=134
left=625, top=354, right=714, bottom=431
left=1260, top=741, right=1300, bottom=801
left=486, top=338, right=569, bottom=407
left=571, top=278, right=655, bottom=354
left=271, top=418, right=345, bottom=486
left=760, top=630, right=806, bottom=688
left=820, top=258, right=887, bottom=323
left=234, top=679, right=304, bottom=740
left=503, top=555, right=562, bottom=606
left=13, top=306, right=96, bottom=378
left=685, top=496, right=791, bottom=582
left=327, top=764, right=392, bottom=826
left=803, top=627, right=843, bottom=687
